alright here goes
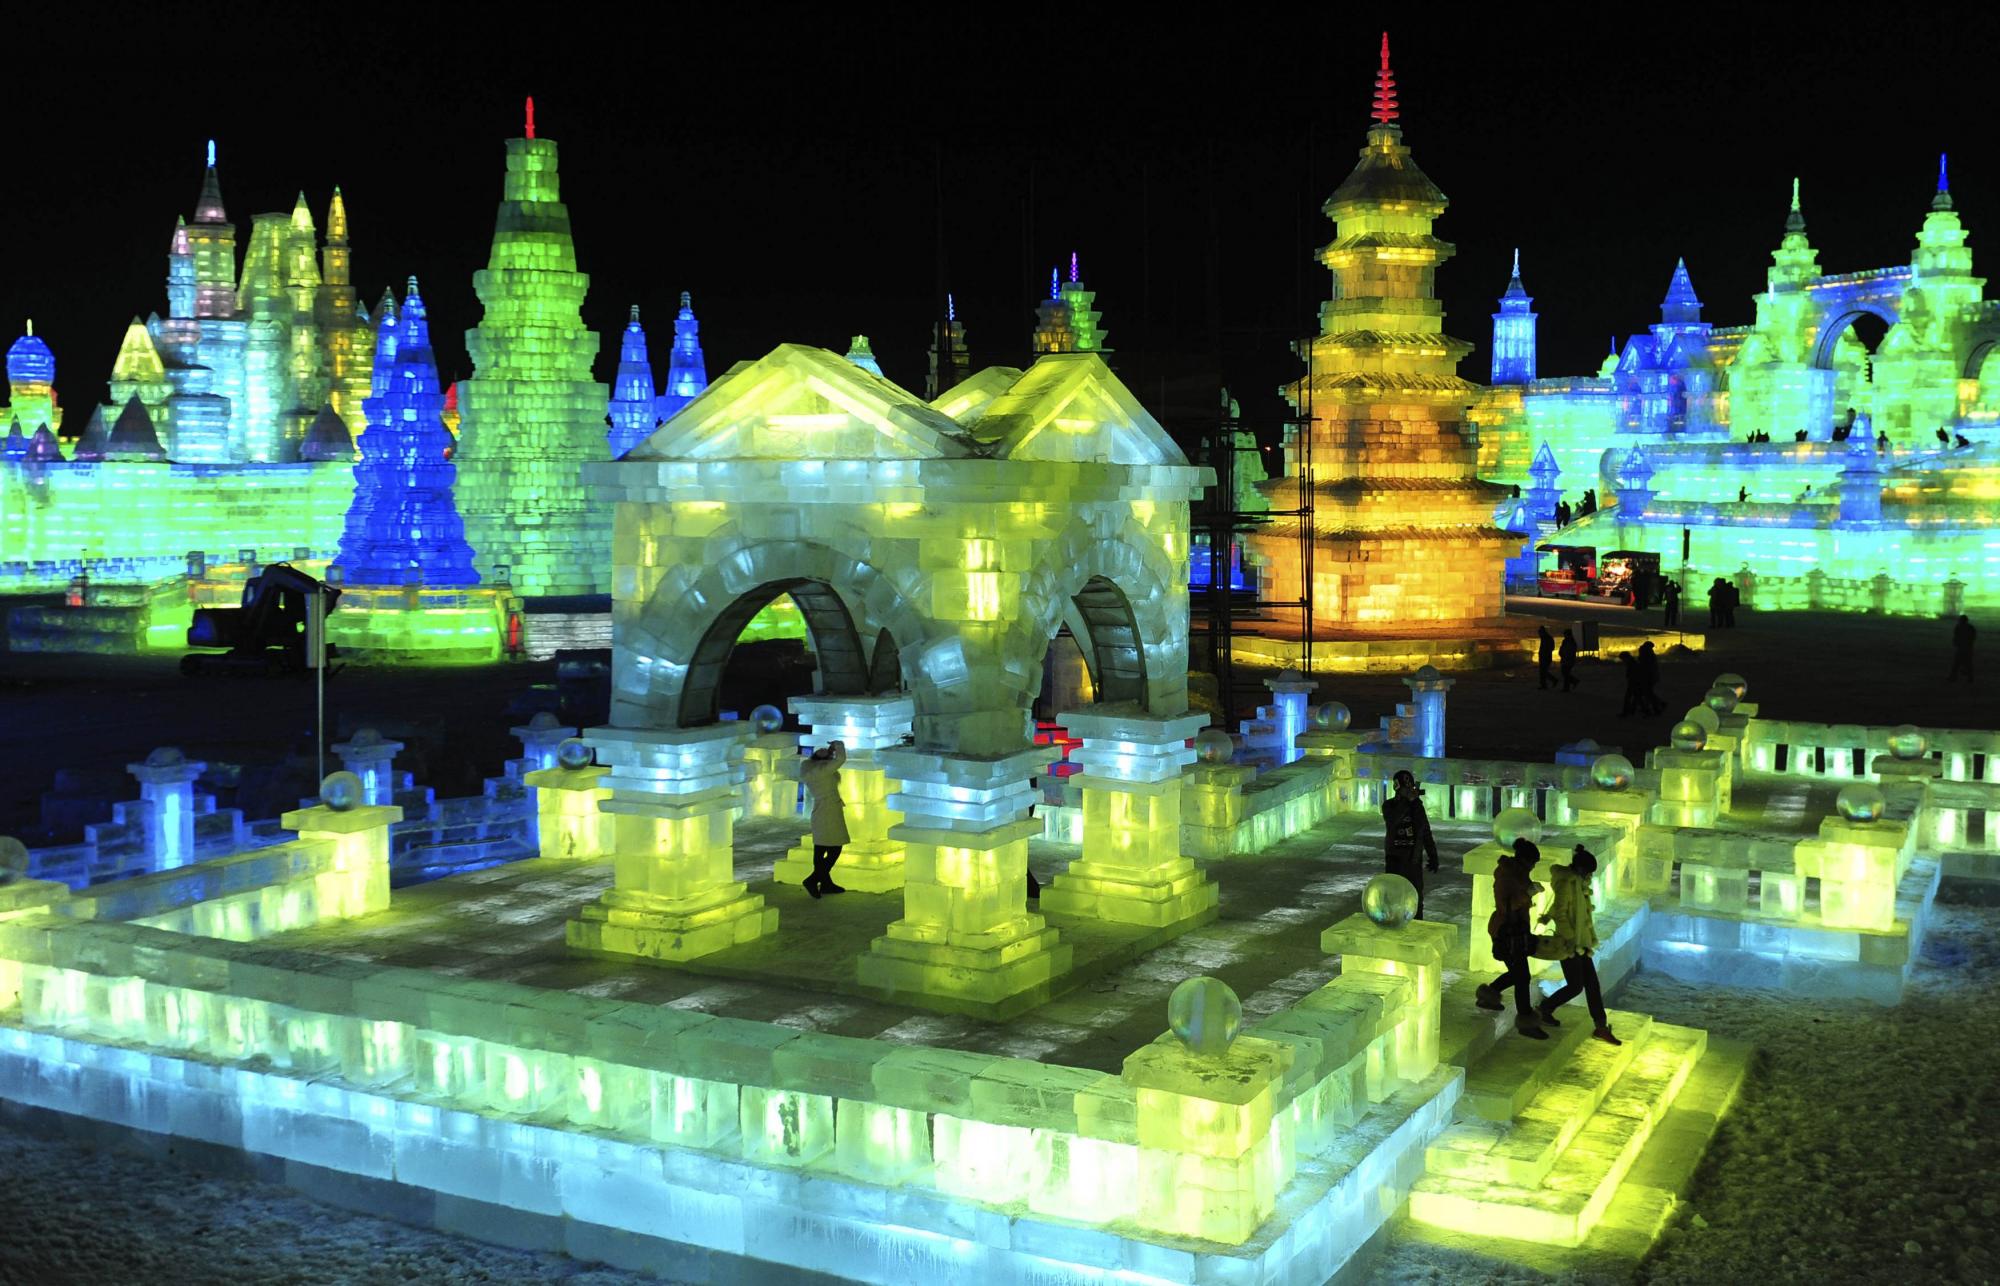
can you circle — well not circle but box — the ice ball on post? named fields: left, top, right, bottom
left=556, top=738, right=594, bottom=770
left=1703, top=685, right=1739, bottom=716
left=0, top=836, right=27, bottom=883
left=1193, top=728, right=1235, bottom=766
left=1836, top=783, right=1887, bottom=822
left=1493, top=807, right=1543, bottom=849
left=1887, top=724, right=1928, bottom=762
left=751, top=704, right=784, bottom=734
left=1684, top=705, right=1721, bottom=735
left=320, top=771, right=364, bottom=812
left=1714, top=672, right=1748, bottom=701
left=1363, top=873, right=1420, bottom=927
left=1670, top=720, right=1708, bottom=752
left=1311, top=701, right=1351, bottom=732
left=1168, top=976, right=1243, bottom=1057
left=1590, top=753, right=1635, bottom=791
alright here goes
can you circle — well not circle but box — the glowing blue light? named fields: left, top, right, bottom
left=6, top=330, right=55, bottom=386
left=334, top=279, right=479, bottom=588
left=207, top=139, right=216, bottom=169
left=607, top=305, right=657, bottom=457
left=1050, top=267, right=1060, bottom=299
left=1490, top=248, right=1537, bottom=384
left=655, top=291, right=708, bottom=420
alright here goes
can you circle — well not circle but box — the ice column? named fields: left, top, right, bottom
left=510, top=712, right=571, bottom=774
left=280, top=786, right=399, bottom=917
left=856, top=745, right=1072, bottom=1015
left=566, top=725, right=777, bottom=961
left=1264, top=670, right=1316, bottom=765
left=523, top=750, right=612, bottom=860
left=1321, top=912, right=1454, bottom=1082
left=1039, top=708, right=1219, bottom=927
left=127, top=748, right=204, bottom=871
left=1404, top=665, right=1454, bottom=758
left=331, top=728, right=403, bottom=807
left=774, top=695, right=913, bottom=892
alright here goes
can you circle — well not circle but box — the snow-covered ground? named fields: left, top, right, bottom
left=2, top=898, right=1994, bottom=1284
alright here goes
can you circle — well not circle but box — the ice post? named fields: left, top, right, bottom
left=774, top=695, right=914, bottom=892
left=1265, top=670, right=1316, bottom=765
left=127, top=748, right=204, bottom=871
left=523, top=739, right=612, bottom=860
left=331, top=728, right=404, bottom=807
left=739, top=705, right=799, bottom=819
left=1038, top=706, right=1219, bottom=927
left=280, top=772, right=399, bottom=918
left=856, top=744, right=1073, bottom=1016
left=566, top=724, right=778, bottom=961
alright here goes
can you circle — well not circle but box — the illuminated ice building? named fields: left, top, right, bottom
left=0, top=143, right=368, bottom=595
left=452, top=101, right=614, bottom=597
left=1478, top=162, right=2000, bottom=615
left=1243, top=37, right=1519, bottom=667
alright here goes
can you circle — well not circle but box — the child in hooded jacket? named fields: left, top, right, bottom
left=1535, top=845, right=1621, bottom=1045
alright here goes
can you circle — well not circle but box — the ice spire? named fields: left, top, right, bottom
left=947, top=292, right=956, bottom=323
left=1370, top=32, right=1399, bottom=125
left=845, top=335, right=885, bottom=378
left=607, top=304, right=658, bottom=457
left=1934, top=152, right=1952, bottom=211
left=194, top=140, right=226, bottom=224
left=1786, top=176, right=1805, bottom=233
left=1069, top=251, right=1080, bottom=284
left=657, top=291, right=708, bottom=417
left=525, top=96, right=535, bottom=140
left=1050, top=266, right=1060, bottom=299
left=1660, top=257, right=1703, bottom=325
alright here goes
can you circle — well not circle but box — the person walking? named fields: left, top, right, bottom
left=1534, top=845, right=1621, bottom=1045
left=1381, top=769, right=1441, bottom=920
left=1950, top=614, right=1977, bottom=683
left=1723, top=580, right=1739, bottom=627
left=1707, top=578, right=1725, bottom=627
left=1559, top=629, right=1579, bottom=692
left=1662, top=579, right=1681, bottom=628
left=1476, top=838, right=1548, bottom=1039
left=1618, top=651, right=1640, bottom=717
left=1637, top=640, right=1665, bottom=715
left=1537, top=625, right=1556, bottom=690
left=799, top=741, right=850, bottom=897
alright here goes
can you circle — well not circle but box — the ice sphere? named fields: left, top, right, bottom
left=1836, top=783, right=1887, bottom=822
left=1491, top=807, right=1542, bottom=848
left=555, top=738, right=593, bottom=770
left=1685, top=706, right=1721, bottom=734
left=1361, top=874, right=1418, bottom=928
left=1590, top=753, right=1635, bottom=791
left=1888, top=724, right=1928, bottom=761
left=1168, top=976, right=1242, bottom=1056
left=1311, top=702, right=1351, bottom=732
left=1670, top=721, right=1708, bottom=752
left=0, top=835, right=26, bottom=880
left=1193, top=728, right=1235, bottom=765
left=320, top=771, right=364, bottom=811
left=750, top=704, right=784, bottom=734
left=1703, top=685, right=1739, bottom=715
left=1714, top=672, right=1748, bottom=700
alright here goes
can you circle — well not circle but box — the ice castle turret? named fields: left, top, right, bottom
left=154, top=143, right=250, bottom=458
left=1730, top=181, right=1833, bottom=440
left=334, top=279, right=479, bottom=589
left=607, top=305, right=658, bottom=458
left=1490, top=249, right=1537, bottom=384
left=317, top=187, right=373, bottom=441
left=1032, top=254, right=1109, bottom=355
left=1873, top=154, right=1986, bottom=438
left=109, top=318, right=172, bottom=445
left=4, top=323, right=59, bottom=436
left=844, top=334, right=885, bottom=377
left=657, top=291, right=707, bottom=421
left=452, top=100, right=611, bottom=595
left=926, top=291, right=969, bottom=399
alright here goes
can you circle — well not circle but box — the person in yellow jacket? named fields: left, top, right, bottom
left=799, top=741, right=850, bottom=898
left=1534, top=845, right=1620, bottom=1045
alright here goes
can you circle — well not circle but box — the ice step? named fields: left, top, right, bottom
left=1458, top=999, right=1610, bottom=1123
left=1408, top=1022, right=1707, bottom=1248
left=1426, top=1011, right=1653, bottom=1186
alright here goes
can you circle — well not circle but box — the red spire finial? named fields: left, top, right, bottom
left=1370, top=32, right=1399, bottom=125
left=525, top=96, right=536, bottom=139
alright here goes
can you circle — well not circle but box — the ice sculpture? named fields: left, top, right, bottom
left=606, top=305, right=657, bottom=458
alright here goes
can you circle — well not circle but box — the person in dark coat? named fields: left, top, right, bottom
left=1724, top=580, right=1740, bottom=627
left=1537, top=626, right=1556, bottom=690
left=1476, top=838, right=1548, bottom=1039
left=1559, top=630, right=1579, bottom=691
left=1708, top=578, right=1725, bottom=627
left=1381, top=769, right=1441, bottom=920
left=1637, top=640, right=1664, bottom=715
left=1618, top=651, right=1640, bottom=717
left=1950, top=614, right=1977, bottom=683
left=1662, top=579, right=1681, bottom=628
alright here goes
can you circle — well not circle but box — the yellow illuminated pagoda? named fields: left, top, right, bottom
left=1250, top=35, right=1516, bottom=644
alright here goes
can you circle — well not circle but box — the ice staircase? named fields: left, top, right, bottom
left=1409, top=992, right=1746, bottom=1254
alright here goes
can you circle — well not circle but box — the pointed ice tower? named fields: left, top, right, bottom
left=154, top=142, right=249, bottom=458
left=1059, top=252, right=1108, bottom=352
left=844, top=334, right=886, bottom=377
left=1873, top=154, right=1986, bottom=438
left=108, top=318, right=173, bottom=455
left=926, top=290, right=970, bottom=399
left=452, top=100, right=612, bottom=596
left=607, top=305, right=658, bottom=458
left=1247, top=32, right=1517, bottom=635
left=1490, top=249, right=1537, bottom=384
left=104, top=396, right=167, bottom=462
left=334, top=278, right=479, bottom=589
left=317, top=187, right=373, bottom=441
left=656, top=291, right=707, bottom=420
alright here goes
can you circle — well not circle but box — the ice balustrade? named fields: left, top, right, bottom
left=0, top=902, right=1456, bottom=1266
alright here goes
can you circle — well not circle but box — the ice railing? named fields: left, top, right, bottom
left=0, top=900, right=1456, bottom=1249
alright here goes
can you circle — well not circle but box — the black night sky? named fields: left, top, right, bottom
left=9, top=9, right=1998, bottom=436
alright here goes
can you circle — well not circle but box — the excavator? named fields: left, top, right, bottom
left=182, top=563, right=341, bottom=677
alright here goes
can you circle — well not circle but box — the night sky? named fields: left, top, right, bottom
left=8, top=10, right=1996, bottom=436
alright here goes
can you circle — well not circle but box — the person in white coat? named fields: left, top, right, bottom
left=799, top=741, right=850, bottom=898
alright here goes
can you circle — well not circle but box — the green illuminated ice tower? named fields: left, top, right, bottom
left=452, top=100, right=611, bottom=595
left=1873, top=155, right=1984, bottom=437
left=1728, top=179, right=1837, bottom=439
left=108, top=318, right=172, bottom=448
left=315, top=188, right=373, bottom=441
